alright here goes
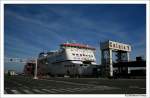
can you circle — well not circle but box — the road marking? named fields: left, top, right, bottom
left=94, top=86, right=118, bottom=90
left=23, top=89, right=34, bottom=94
left=13, top=81, right=29, bottom=88
left=41, top=79, right=96, bottom=86
left=41, top=89, right=56, bottom=93
left=72, top=88, right=83, bottom=90
left=56, top=87, right=91, bottom=93
left=32, top=89, right=45, bottom=93
left=50, top=88, right=75, bottom=93
left=40, top=79, right=120, bottom=91
left=58, top=88, right=78, bottom=92
left=65, top=88, right=88, bottom=92
left=66, top=88, right=82, bottom=91
left=46, top=86, right=114, bottom=93
left=50, top=89, right=63, bottom=92
left=11, top=90, right=21, bottom=94
left=5, top=86, right=119, bottom=94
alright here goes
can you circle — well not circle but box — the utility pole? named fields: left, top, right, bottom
left=33, top=59, right=38, bottom=79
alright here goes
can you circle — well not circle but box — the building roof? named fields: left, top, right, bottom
left=60, top=43, right=95, bottom=50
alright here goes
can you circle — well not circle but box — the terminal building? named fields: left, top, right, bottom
left=113, top=56, right=146, bottom=78
left=99, top=40, right=146, bottom=78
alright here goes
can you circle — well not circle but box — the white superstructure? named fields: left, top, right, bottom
left=38, top=42, right=97, bottom=77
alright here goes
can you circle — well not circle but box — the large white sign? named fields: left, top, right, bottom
left=101, top=40, right=131, bottom=52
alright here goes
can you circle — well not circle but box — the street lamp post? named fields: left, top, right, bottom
left=33, top=59, right=38, bottom=79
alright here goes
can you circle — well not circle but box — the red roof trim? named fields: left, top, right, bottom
left=61, top=43, right=95, bottom=50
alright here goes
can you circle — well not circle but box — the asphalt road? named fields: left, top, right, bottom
left=4, top=75, right=146, bottom=94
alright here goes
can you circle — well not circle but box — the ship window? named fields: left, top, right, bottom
left=113, top=44, right=115, bottom=47
left=76, top=54, right=79, bottom=56
left=119, top=45, right=121, bottom=49
left=83, top=54, right=85, bottom=56
left=80, top=54, right=82, bottom=56
left=127, top=46, right=129, bottom=50
left=124, top=46, right=126, bottom=49
left=109, top=42, right=112, bottom=47
left=72, top=53, right=75, bottom=56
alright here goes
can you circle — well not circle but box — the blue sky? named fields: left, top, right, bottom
left=4, top=4, right=146, bottom=72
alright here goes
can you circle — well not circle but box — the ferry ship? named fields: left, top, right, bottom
left=37, top=41, right=97, bottom=77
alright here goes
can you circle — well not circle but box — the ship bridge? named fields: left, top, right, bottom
left=60, top=43, right=96, bottom=50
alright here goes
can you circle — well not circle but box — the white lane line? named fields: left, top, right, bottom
left=32, top=89, right=45, bottom=93
left=42, top=78, right=121, bottom=90
left=93, top=86, right=119, bottom=90
left=23, top=89, right=34, bottom=94
left=41, top=79, right=96, bottom=86
left=68, top=88, right=84, bottom=91
left=75, top=87, right=105, bottom=92
left=13, top=81, right=30, bottom=89
left=70, top=86, right=107, bottom=91
left=4, top=90, right=7, bottom=94
left=41, top=89, right=56, bottom=93
left=85, top=88, right=103, bottom=91
left=11, top=90, right=21, bottom=94
left=72, top=88, right=83, bottom=90
left=58, top=88, right=77, bottom=92
left=58, top=87, right=89, bottom=92
left=50, top=89, right=63, bottom=92
left=129, top=86, right=146, bottom=90
left=49, top=88, right=75, bottom=93
left=63, top=88, right=86, bottom=92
